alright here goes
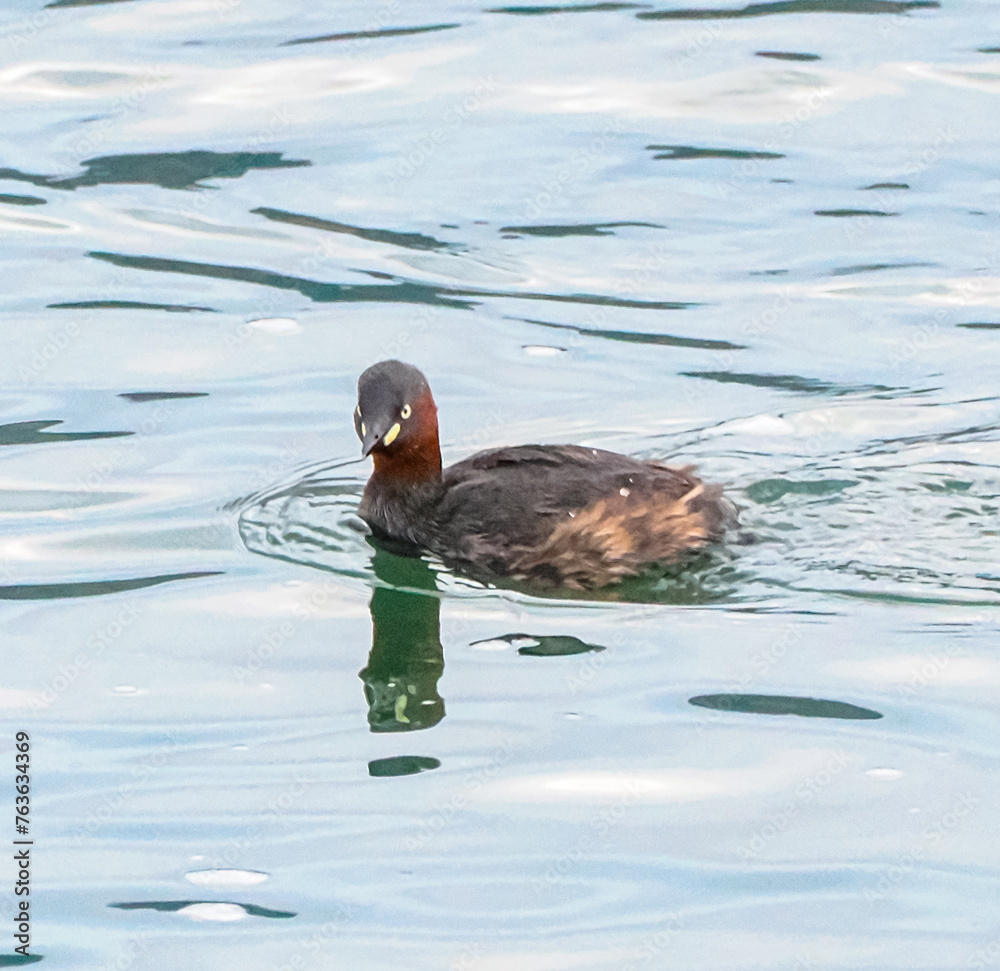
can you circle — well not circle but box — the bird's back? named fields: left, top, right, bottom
left=428, top=444, right=732, bottom=588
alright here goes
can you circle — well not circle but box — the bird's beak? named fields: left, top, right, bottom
left=361, top=421, right=401, bottom=457
left=361, top=425, right=383, bottom=457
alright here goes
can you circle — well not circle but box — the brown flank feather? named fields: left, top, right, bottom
left=512, top=480, right=727, bottom=589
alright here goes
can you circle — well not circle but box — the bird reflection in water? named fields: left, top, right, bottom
left=359, top=544, right=445, bottom=732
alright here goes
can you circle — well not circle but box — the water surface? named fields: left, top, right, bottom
left=2, top=0, right=998, bottom=967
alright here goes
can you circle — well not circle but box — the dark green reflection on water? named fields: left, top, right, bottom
left=285, top=23, right=461, bottom=45
left=638, top=0, right=938, bottom=19
left=0, top=955, right=43, bottom=967
left=0, top=168, right=54, bottom=188
left=682, top=371, right=894, bottom=395
left=46, top=0, right=136, bottom=7
left=689, top=693, right=883, bottom=719
left=88, top=251, right=693, bottom=312
left=471, top=633, right=605, bottom=656
left=519, top=317, right=740, bottom=349
left=0, top=573, right=223, bottom=600
left=815, top=209, right=897, bottom=217
left=4, top=152, right=309, bottom=192
left=829, top=262, right=932, bottom=276
left=500, top=222, right=663, bottom=237
left=252, top=207, right=457, bottom=251
left=109, top=900, right=295, bottom=918
left=368, top=755, right=441, bottom=776
left=88, top=251, right=475, bottom=309
left=0, top=193, right=45, bottom=206
left=756, top=50, right=821, bottom=60
left=746, top=478, right=857, bottom=503
left=360, top=548, right=445, bottom=733
left=52, top=152, right=310, bottom=190
left=488, top=3, right=648, bottom=12
left=647, top=144, right=784, bottom=160
left=50, top=300, right=216, bottom=313
left=0, top=420, right=132, bottom=446
left=119, top=392, right=209, bottom=402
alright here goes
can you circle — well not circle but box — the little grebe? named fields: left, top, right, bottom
left=355, top=360, right=732, bottom=589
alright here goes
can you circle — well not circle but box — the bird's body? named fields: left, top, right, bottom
left=356, top=361, right=733, bottom=589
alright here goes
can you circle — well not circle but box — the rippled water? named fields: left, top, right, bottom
left=3, top=0, right=999, bottom=967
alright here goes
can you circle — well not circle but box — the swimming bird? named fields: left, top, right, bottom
left=355, top=360, right=732, bottom=589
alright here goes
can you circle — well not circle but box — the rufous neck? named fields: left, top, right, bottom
left=371, top=433, right=442, bottom=483
left=370, top=395, right=442, bottom=484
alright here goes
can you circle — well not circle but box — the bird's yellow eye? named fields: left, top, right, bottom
left=401, top=403, right=411, bottom=420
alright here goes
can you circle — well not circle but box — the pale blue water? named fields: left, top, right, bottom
left=2, top=0, right=999, bottom=967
